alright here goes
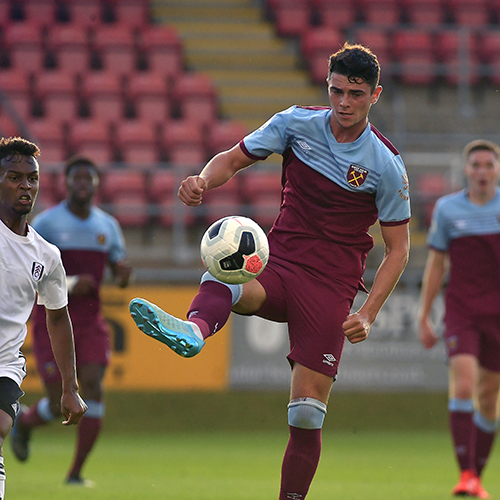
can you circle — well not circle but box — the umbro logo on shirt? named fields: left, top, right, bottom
left=297, top=140, right=312, bottom=153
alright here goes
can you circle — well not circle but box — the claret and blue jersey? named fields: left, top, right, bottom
left=428, top=188, right=500, bottom=315
left=240, top=105, right=411, bottom=289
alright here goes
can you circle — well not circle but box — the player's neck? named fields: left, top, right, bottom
left=0, top=211, right=28, bottom=236
left=67, top=199, right=92, bottom=220
left=467, top=187, right=497, bottom=206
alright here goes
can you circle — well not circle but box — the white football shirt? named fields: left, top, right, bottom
left=0, top=219, right=68, bottom=386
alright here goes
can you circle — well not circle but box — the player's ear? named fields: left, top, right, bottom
left=371, top=85, right=383, bottom=104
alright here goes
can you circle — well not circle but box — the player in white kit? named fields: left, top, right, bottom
left=0, top=137, right=86, bottom=498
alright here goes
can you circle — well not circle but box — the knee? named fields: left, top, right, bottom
left=288, top=398, right=327, bottom=429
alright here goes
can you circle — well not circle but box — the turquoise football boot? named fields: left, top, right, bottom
left=129, top=298, right=205, bottom=358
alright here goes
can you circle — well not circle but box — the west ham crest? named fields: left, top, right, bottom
left=32, top=262, right=44, bottom=282
left=347, top=164, right=368, bottom=187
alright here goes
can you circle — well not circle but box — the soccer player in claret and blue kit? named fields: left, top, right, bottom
left=11, top=156, right=131, bottom=486
left=419, top=139, right=500, bottom=499
left=130, top=43, right=411, bottom=499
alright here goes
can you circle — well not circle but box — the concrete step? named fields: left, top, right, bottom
left=153, top=5, right=262, bottom=22
left=170, top=21, right=276, bottom=40
left=208, top=69, right=315, bottom=88
left=185, top=52, right=298, bottom=71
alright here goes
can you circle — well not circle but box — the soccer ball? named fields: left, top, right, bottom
left=200, top=216, right=270, bottom=284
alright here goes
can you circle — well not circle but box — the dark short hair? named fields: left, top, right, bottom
left=0, top=136, right=40, bottom=163
left=463, top=139, right=500, bottom=160
left=64, top=155, right=99, bottom=178
left=328, top=42, right=381, bottom=92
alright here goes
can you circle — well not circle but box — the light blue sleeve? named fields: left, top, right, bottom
left=107, top=216, right=127, bottom=264
left=427, top=198, right=449, bottom=251
left=242, top=107, right=295, bottom=158
left=375, top=155, right=411, bottom=223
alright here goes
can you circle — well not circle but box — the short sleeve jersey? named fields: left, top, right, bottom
left=240, top=105, right=410, bottom=288
left=31, top=201, right=127, bottom=324
left=427, top=188, right=500, bottom=315
left=0, top=219, right=67, bottom=386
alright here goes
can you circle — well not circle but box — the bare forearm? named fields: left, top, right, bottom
left=46, top=308, right=78, bottom=392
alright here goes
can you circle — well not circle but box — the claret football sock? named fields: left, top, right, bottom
left=473, top=411, right=498, bottom=477
left=449, top=399, right=475, bottom=471
left=187, top=280, right=233, bottom=339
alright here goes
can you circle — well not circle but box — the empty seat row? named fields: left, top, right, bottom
left=268, top=0, right=500, bottom=36
left=0, top=0, right=151, bottom=28
left=0, top=114, right=249, bottom=166
left=0, top=68, right=218, bottom=126
left=0, top=22, right=183, bottom=76
left=302, top=26, right=500, bottom=85
left=34, top=167, right=282, bottom=229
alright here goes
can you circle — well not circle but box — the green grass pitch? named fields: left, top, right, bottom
left=4, top=429, right=500, bottom=500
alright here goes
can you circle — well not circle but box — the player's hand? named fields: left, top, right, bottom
left=113, top=261, right=132, bottom=288
left=178, top=176, right=207, bottom=206
left=419, top=317, right=438, bottom=349
left=342, top=312, right=371, bottom=344
left=60, top=391, right=87, bottom=426
left=72, top=274, right=96, bottom=296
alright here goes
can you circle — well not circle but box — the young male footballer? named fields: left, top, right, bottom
left=419, top=139, right=500, bottom=499
left=130, top=43, right=410, bottom=499
left=0, top=137, right=86, bottom=498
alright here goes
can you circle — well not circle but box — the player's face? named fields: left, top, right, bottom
left=464, top=149, right=500, bottom=199
left=66, top=164, right=99, bottom=205
left=327, top=72, right=382, bottom=141
left=0, top=155, right=39, bottom=218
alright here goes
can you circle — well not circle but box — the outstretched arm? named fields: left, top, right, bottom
left=343, top=222, right=410, bottom=344
left=178, top=145, right=256, bottom=206
left=45, top=307, right=87, bottom=425
left=418, top=248, right=447, bottom=349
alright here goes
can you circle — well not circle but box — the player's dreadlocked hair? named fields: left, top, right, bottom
left=328, top=42, right=381, bottom=92
left=0, top=136, right=40, bottom=163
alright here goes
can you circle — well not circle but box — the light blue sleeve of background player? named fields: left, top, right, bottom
left=107, top=216, right=127, bottom=264
left=375, top=155, right=411, bottom=223
left=427, top=198, right=449, bottom=251
left=242, top=106, right=295, bottom=158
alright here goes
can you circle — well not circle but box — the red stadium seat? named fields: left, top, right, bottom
left=358, top=0, right=402, bottom=26
left=436, top=30, right=481, bottom=85
left=351, top=28, right=391, bottom=67
left=172, top=73, right=218, bottom=126
left=29, top=117, right=67, bottom=163
left=0, top=68, right=33, bottom=119
left=48, top=23, right=90, bottom=76
left=36, top=71, right=78, bottom=122
left=66, top=0, right=103, bottom=28
left=4, top=22, right=45, bottom=71
left=403, top=0, right=446, bottom=26
left=301, top=28, right=345, bottom=84
left=114, top=119, right=159, bottom=166
left=127, top=72, right=171, bottom=124
left=139, top=26, right=183, bottom=79
left=393, top=30, right=437, bottom=85
left=206, top=120, right=249, bottom=158
left=69, top=118, right=114, bottom=164
left=313, top=0, right=357, bottom=29
left=111, top=0, right=150, bottom=28
left=162, top=119, right=207, bottom=167
left=35, top=170, right=61, bottom=212
left=92, top=25, right=137, bottom=75
left=244, top=171, right=282, bottom=229
left=81, top=71, right=125, bottom=123
left=446, top=0, right=490, bottom=26
left=202, top=180, right=244, bottom=225
left=270, top=0, right=312, bottom=38
left=23, top=0, right=57, bottom=26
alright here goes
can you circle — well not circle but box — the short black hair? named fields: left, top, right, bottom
left=0, top=136, right=40, bottom=163
left=463, top=139, right=500, bottom=160
left=64, top=155, right=99, bottom=178
left=328, top=42, right=381, bottom=92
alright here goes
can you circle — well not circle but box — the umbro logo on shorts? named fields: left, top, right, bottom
left=322, top=354, right=337, bottom=366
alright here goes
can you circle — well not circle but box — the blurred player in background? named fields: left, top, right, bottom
left=419, top=139, right=500, bottom=499
left=0, top=137, right=86, bottom=498
left=11, top=156, right=132, bottom=486
left=129, top=43, right=410, bottom=499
